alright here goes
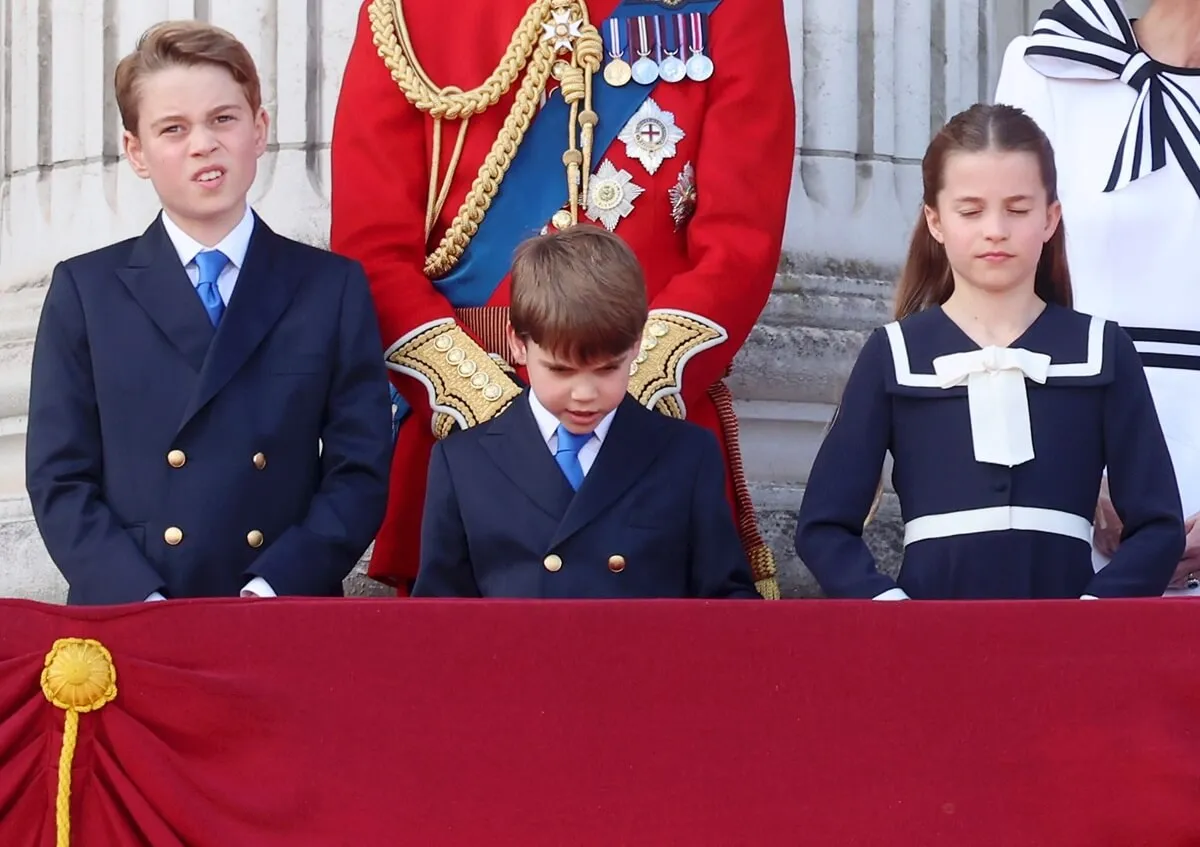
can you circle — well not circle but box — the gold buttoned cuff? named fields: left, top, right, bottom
left=627, top=310, right=728, bottom=419
left=385, top=319, right=522, bottom=437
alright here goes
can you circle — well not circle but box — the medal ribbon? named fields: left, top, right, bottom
left=635, top=16, right=652, bottom=58
left=689, top=11, right=708, bottom=57
left=662, top=13, right=682, bottom=57
left=605, top=17, right=626, bottom=60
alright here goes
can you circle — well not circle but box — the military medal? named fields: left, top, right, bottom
left=542, top=9, right=583, bottom=54
left=630, top=17, right=660, bottom=85
left=668, top=161, right=697, bottom=230
left=685, top=12, right=714, bottom=82
left=602, top=18, right=632, bottom=87
left=618, top=97, right=685, bottom=175
left=585, top=160, right=645, bottom=232
left=657, top=15, right=687, bottom=83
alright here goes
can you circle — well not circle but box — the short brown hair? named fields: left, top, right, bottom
left=510, top=226, right=648, bottom=363
left=114, top=21, right=262, bottom=134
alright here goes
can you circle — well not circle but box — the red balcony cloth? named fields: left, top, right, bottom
left=1, top=597, right=1198, bottom=846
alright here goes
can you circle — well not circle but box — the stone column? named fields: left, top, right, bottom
left=733, top=0, right=999, bottom=595
left=0, top=0, right=363, bottom=600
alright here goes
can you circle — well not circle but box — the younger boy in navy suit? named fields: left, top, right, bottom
left=412, top=226, right=758, bottom=598
left=25, top=21, right=392, bottom=604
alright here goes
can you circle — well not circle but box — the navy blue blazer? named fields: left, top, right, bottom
left=795, top=304, right=1184, bottom=600
left=413, top=393, right=759, bottom=599
left=25, top=213, right=393, bottom=604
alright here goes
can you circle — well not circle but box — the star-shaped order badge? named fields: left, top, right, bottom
left=585, top=160, right=645, bottom=232
left=618, top=98, right=685, bottom=175
left=542, top=9, right=583, bottom=53
left=668, top=161, right=697, bottom=230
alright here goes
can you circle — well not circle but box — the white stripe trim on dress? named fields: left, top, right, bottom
left=903, top=506, right=1094, bottom=546
left=883, top=316, right=1104, bottom=387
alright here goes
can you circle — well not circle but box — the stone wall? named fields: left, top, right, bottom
left=1, top=0, right=1021, bottom=600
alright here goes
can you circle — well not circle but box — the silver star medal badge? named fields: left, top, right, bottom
left=618, top=98, right=685, bottom=175
left=542, top=9, right=582, bottom=53
left=585, top=160, right=645, bottom=232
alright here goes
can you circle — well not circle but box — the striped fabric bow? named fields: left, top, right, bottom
left=1024, top=0, right=1200, bottom=198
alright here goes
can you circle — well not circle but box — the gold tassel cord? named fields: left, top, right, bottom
left=41, top=638, right=119, bottom=847
left=369, top=0, right=600, bottom=277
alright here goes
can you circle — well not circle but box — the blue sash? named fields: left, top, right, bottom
left=430, top=0, right=721, bottom=307
left=430, top=78, right=644, bottom=307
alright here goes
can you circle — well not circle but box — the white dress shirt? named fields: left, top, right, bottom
left=160, top=203, right=255, bottom=305
left=147, top=205, right=275, bottom=601
left=527, top=391, right=616, bottom=476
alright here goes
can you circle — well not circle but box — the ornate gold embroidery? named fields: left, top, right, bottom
left=387, top=320, right=522, bottom=436
left=626, top=310, right=728, bottom=418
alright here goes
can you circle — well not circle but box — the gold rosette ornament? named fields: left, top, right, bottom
left=41, top=638, right=118, bottom=847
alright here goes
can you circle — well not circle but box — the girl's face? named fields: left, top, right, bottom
left=924, top=149, right=1061, bottom=298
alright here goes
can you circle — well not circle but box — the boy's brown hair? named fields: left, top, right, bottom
left=510, top=226, right=648, bottom=363
left=114, top=20, right=262, bottom=134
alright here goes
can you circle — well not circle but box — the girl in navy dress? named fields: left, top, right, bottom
left=794, top=103, right=1185, bottom=600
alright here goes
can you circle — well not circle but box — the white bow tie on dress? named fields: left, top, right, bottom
left=933, top=346, right=1052, bottom=467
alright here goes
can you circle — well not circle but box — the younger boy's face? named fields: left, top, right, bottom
left=507, top=328, right=637, bottom=435
left=124, top=63, right=268, bottom=244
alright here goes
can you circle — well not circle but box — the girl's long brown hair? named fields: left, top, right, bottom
left=893, top=103, right=1072, bottom=320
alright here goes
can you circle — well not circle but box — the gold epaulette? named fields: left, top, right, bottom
left=628, top=310, right=728, bottom=418
left=386, top=319, right=523, bottom=437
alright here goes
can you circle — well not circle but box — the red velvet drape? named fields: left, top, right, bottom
left=1, top=598, right=1198, bottom=845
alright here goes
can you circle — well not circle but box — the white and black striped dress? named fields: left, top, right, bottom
left=994, top=0, right=1200, bottom=586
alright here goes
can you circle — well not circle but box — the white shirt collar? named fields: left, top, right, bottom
left=527, top=390, right=617, bottom=446
left=161, top=204, right=255, bottom=272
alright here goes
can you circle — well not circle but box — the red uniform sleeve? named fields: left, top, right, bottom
left=649, top=0, right=795, bottom=407
left=330, top=2, right=453, bottom=411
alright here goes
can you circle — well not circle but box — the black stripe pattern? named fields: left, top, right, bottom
left=1024, top=0, right=1200, bottom=199
left=1124, top=326, right=1200, bottom=370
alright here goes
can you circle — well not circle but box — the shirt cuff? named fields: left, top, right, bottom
left=1080, top=594, right=1100, bottom=600
left=145, top=591, right=167, bottom=602
left=241, top=577, right=277, bottom=598
left=873, top=587, right=910, bottom=601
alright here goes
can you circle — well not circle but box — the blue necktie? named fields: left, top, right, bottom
left=194, top=249, right=229, bottom=327
left=554, top=425, right=592, bottom=491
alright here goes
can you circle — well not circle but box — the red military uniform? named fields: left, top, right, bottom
left=331, top=0, right=795, bottom=596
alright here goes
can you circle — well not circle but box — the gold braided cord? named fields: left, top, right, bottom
left=369, top=0, right=602, bottom=279
left=376, top=0, right=551, bottom=119
left=41, top=638, right=119, bottom=847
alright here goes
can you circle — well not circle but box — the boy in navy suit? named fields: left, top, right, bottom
left=25, top=21, right=392, bottom=605
left=412, top=227, right=758, bottom=598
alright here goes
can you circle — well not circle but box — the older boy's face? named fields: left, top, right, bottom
left=123, top=63, right=268, bottom=244
left=507, top=329, right=637, bottom=435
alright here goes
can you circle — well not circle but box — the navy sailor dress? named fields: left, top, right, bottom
left=794, top=304, right=1185, bottom=600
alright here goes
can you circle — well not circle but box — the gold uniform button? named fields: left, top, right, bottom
left=608, top=555, right=626, bottom=574
left=543, top=554, right=563, bottom=573
left=167, top=449, right=186, bottom=468
left=252, top=452, right=267, bottom=470
left=164, top=526, right=183, bottom=546
left=246, top=530, right=264, bottom=548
